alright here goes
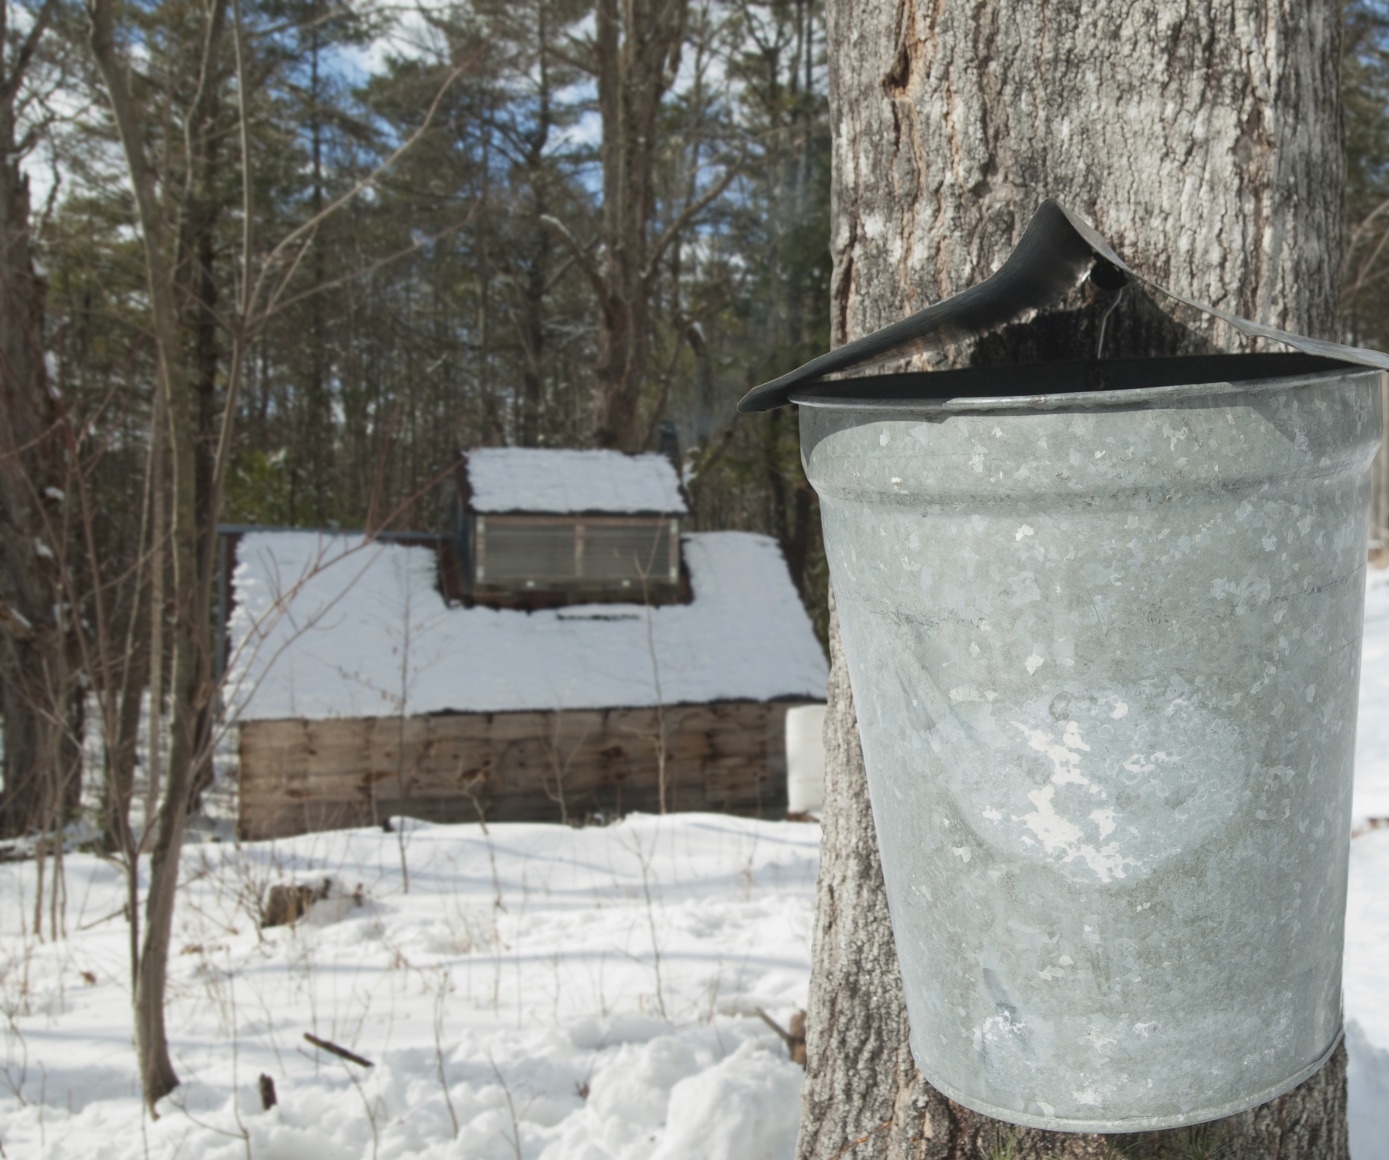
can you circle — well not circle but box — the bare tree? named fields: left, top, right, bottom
left=543, top=0, right=736, bottom=451
left=84, top=0, right=467, bottom=1109
left=800, top=2, right=1349, bottom=1158
left=85, top=0, right=229, bottom=1107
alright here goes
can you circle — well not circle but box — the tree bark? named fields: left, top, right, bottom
left=0, top=0, right=73, bottom=841
left=802, top=2, right=1349, bottom=1157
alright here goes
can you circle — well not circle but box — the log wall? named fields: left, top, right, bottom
left=237, top=700, right=811, bottom=840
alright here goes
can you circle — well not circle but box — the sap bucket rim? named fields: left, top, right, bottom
left=918, top=1023, right=1345, bottom=1134
left=788, top=353, right=1380, bottom=418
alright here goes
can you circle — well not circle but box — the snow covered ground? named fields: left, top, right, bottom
left=1355, top=568, right=1389, bottom=821
left=0, top=573, right=1386, bottom=1157
left=1349, top=571, right=1389, bottom=1160
left=0, top=815, right=816, bottom=1160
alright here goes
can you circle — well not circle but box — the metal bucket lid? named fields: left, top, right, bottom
left=738, top=200, right=1389, bottom=414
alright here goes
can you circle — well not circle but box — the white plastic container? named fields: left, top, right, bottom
left=785, top=704, right=827, bottom=814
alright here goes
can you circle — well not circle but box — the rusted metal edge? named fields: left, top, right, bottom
left=736, top=198, right=1389, bottom=413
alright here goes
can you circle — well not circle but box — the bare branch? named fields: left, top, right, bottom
left=200, top=0, right=255, bottom=590
left=539, top=214, right=607, bottom=298
left=303, top=1033, right=374, bottom=1069
left=1347, top=194, right=1389, bottom=254
left=643, top=159, right=740, bottom=281
left=0, top=599, right=34, bottom=642
left=1350, top=231, right=1389, bottom=302
left=264, top=215, right=479, bottom=319
left=549, top=36, right=596, bottom=76
left=248, top=61, right=470, bottom=318
left=0, top=0, right=58, bottom=103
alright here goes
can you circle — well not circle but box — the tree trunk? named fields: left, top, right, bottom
left=515, top=0, right=555, bottom=449
left=544, top=0, right=722, bottom=454
left=185, top=88, right=223, bottom=813
left=802, top=1, right=1349, bottom=1157
left=89, top=0, right=227, bottom=1111
left=587, top=0, right=678, bottom=451
left=0, top=0, right=72, bottom=841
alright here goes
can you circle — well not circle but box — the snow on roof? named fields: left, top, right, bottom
left=465, top=448, right=688, bottom=514
left=225, top=530, right=826, bottom=721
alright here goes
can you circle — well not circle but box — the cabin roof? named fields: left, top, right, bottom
left=225, top=530, right=826, bottom=721
left=464, top=448, right=688, bottom=515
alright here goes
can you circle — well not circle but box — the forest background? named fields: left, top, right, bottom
left=39, top=0, right=831, bottom=603
left=3, top=0, right=1389, bottom=1116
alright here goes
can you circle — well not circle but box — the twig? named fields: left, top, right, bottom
left=77, top=906, right=127, bottom=931
left=625, top=831, right=667, bottom=1019
left=755, top=1007, right=794, bottom=1049
left=303, top=1032, right=373, bottom=1069
left=432, top=970, right=458, bottom=1135
left=755, top=1005, right=807, bottom=1064
left=486, top=1053, right=523, bottom=1160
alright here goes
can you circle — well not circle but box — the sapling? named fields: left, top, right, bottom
left=222, top=961, right=252, bottom=1160
left=342, top=1061, right=381, bottom=1160
left=458, top=773, right=507, bottom=1012
left=487, top=1051, right=524, bottom=1160
left=542, top=710, right=594, bottom=825
left=0, top=995, right=29, bottom=1106
left=78, top=0, right=476, bottom=1091
left=388, top=554, right=421, bottom=893
left=635, top=550, right=669, bottom=813
left=622, top=827, right=668, bottom=1019
left=431, top=967, right=459, bottom=1136
left=738, top=826, right=759, bottom=903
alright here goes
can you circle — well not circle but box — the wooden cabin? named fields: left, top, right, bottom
left=225, top=449, right=828, bottom=839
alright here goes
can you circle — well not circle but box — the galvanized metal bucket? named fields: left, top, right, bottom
left=740, top=203, right=1389, bottom=1132
left=796, top=355, right=1380, bottom=1130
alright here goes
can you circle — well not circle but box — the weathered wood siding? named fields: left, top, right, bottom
left=238, top=700, right=809, bottom=840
